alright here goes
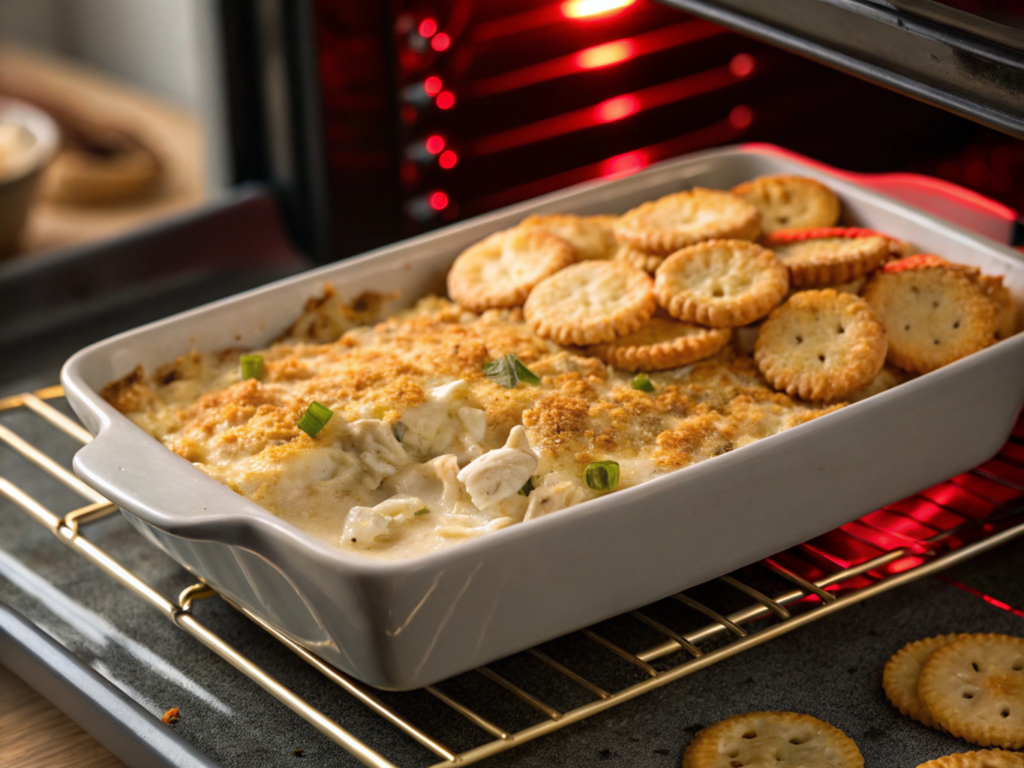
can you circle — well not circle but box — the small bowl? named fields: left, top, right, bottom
left=0, top=98, right=60, bottom=257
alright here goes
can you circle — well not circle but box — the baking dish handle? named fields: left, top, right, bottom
left=71, top=417, right=270, bottom=539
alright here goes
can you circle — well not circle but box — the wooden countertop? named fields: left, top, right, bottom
left=0, top=663, right=127, bottom=768
left=0, top=45, right=206, bottom=257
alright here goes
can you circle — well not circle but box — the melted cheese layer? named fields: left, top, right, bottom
left=103, top=296, right=841, bottom=559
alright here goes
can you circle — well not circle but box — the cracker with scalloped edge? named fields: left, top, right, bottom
left=731, top=175, right=840, bottom=234
left=655, top=239, right=789, bottom=327
left=755, top=289, right=887, bottom=401
left=615, top=244, right=665, bottom=273
left=524, top=260, right=655, bottom=345
left=518, top=213, right=618, bottom=261
left=682, top=711, right=863, bottom=768
left=918, top=634, right=1024, bottom=750
left=770, top=234, right=890, bottom=287
left=863, top=266, right=997, bottom=374
left=448, top=227, right=575, bottom=312
left=588, top=317, right=731, bottom=371
left=915, top=751, right=1024, bottom=768
left=614, top=187, right=760, bottom=255
left=979, top=275, right=1019, bottom=341
left=884, top=634, right=972, bottom=728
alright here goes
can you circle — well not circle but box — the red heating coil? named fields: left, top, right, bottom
left=772, top=413, right=1024, bottom=602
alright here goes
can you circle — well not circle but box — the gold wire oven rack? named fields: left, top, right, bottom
left=2, top=385, right=1024, bottom=768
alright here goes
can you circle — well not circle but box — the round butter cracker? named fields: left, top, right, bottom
left=655, top=239, right=789, bottom=327
left=615, top=244, right=665, bottom=273
left=448, top=227, right=574, bottom=312
left=770, top=234, right=890, bottom=288
left=519, top=213, right=618, bottom=261
left=918, top=633, right=1024, bottom=750
left=682, top=711, right=863, bottom=768
left=884, top=634, right=972, bottom=728
left=588, top=317, right=731, bottom=371
left=755, top=289, right=887, bottom=401
left=614, top=187, right=761, bottom=255
left=524, top=260, right=656, bottom=345
left=863, top=266, right=997, bottom=374
left=731, top=174, right=840, bottom=234
left=915, top=750, right=1024, bottom=768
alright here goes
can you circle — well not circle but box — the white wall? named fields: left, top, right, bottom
left=0, top=0, right=205, bottom=113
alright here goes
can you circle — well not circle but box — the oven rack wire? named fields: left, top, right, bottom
left=1, top=386, right=1023, bottom=768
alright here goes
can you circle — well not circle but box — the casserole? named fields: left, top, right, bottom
left=63, top=145, right=1024, bottom=689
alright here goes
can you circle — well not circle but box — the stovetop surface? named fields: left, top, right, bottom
left=2, top=195, right=1022, bottom=768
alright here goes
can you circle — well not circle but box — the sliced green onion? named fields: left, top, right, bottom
left=631, top=373, right=654, bottom=392
left=483, top=353, right=540, bottom=389
left=518, top=478, right=534, bottom=497
left=585, top=461, right=620, bottom=492
left=415, top=508, right=430, bottom=516
left=297, top=401, right=334, bottom=438
left=240, top=354, right=265, bottom=381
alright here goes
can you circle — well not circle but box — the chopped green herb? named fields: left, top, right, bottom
left=585, top=460, right=620, bottom=492
left=240, top=354, right=265, bottom=381
left=297, top=401, right=334, bottom=438
left=631, top=373, right=654, bottom=392
left=518, top=478, right=534, bottom=497
left=483, top=353, right=540, bottom=389
left=415, top=508, right=430, bottom=516
left=511, top=356, right=541, bottom=385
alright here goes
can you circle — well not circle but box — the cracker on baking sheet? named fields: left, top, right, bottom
left=883, top=634, right=972, bottom=728
left=682, top=711, right=863, bottom=768
left=731, top=174, right=841, bottom=234
left=915, top=750, right=1024, bottom=768
left=587, top=317, right=731, bottom=371
left=518, top=213, right=619, bottom=261
left=654, top=239, right=789, bottom=327
left=447, top=227, right=575, bottom=312
left=863, top=266, right=998, bottom=374
left=770, top=235, right=890, bottom=288
left=755, top=289, right=887, bottom=401
left=918, top=634, right=1024, bottom=750
left=615, top=244, right=665, bottom=273
left=613, top=187, right=761, bottom=255
left=523, top=260, right=656, bottom=345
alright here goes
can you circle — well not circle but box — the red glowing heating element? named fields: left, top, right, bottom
left=594, top=95, right=640, bottom=123
left=729, top=105, right=754, bottom=130
left=436, top=91, right=456, bottom=110
left=431, top=32, right=451, bottom=52
left=575, top=39, right=636, bottom=70
left=418, top=18, right=437, bottom=38
left=425, top=135, right=445, bottom=154
left=562, top=0, right=637, bottom=19
left=423, top=76, right=443, bottom=96
left=729, top=52, right=756, bottom=78
left=439, top=150, right=458, bottom=169
left=429, top=191, right=449, bottom=210
left=602, top=150, right=647, bottom=178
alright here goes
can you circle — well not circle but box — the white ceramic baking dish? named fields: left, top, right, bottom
left=62, top=145, right=1024, bottom=690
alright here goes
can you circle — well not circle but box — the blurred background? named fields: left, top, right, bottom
left=1, top=0, right=1024, bottom=266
